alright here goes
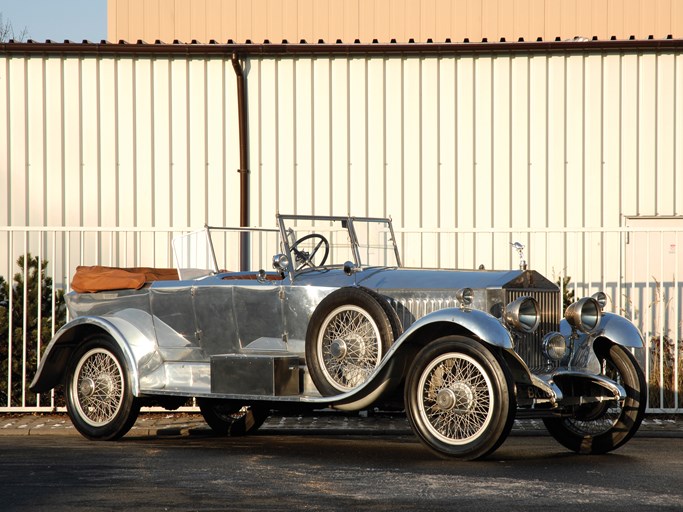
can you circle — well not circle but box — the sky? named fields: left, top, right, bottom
left=0, top=0, right=107, bottom=43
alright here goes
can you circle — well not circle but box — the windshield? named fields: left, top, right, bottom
left=277, top=215, right=401, bottom=273
left=172, top=226, right=281, bottom=279
left=171, top=216, right=401, bottom=280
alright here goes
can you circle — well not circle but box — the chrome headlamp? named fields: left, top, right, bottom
left=455, top=288, right=474, bottom=308
left=542, top=332, right=568, bottom=361
left=272, top=253, right=290, bottom=273
left=592, top=291, right=607, bottom=310
left=503, top=296, right=540, bottom=334
left=564, top=297, right=602, bottom=333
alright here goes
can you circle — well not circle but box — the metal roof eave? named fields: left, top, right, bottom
left=1, top=37, right=683, bottom=58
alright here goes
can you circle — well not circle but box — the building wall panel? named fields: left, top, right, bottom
left=44, top=58, right=65, bottom=227
left=348, top=56, right=368, bottom=216
left=107, top=0, right=683, bottom=44
left=1, top=48, right=680, bottom=262
left=510, top=55, right=529, bottom=229
left=657, top=53, right=676, bottom=216
left=602, top=54, right=622, bottom=225
left=205, top=58, right=226, bottom=225
left=677, top=54, right=683, bottom=216
left=26, top=57, right=46, bottom=227
left=638, top=54, right=658, bottom=216
left=275, top=58, right=296, bottom=214
left=150, top=58, right=170, bottom=226
left=81, top=58, right=100, bottom=227
left=61, top=58, right=82, bottom=226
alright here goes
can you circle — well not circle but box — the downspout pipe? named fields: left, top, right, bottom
left=231, top=52, right=250, bottom=271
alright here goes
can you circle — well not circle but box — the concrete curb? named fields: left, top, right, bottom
left=0, top=413, right=680, bottom=438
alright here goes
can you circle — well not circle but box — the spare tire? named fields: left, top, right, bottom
left=305, top=287, right=396, bottom=395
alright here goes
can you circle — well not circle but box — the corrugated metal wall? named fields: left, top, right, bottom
left=2, top=47, right=682, bottom=233
left=2, top=45, right=682, bottom=276
left=2, top=44, right=683, bottom=410
left=108, top=0, right=683, bottom=44
left=1, top=54, right=242, bottom=229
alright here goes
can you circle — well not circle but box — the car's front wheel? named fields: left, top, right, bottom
left=197, top=398, right=269, bottom=436
left=542, top=343, right=646, bottom=454
left=405, top=336, right=516, bottom=460
left=65, top=335, right=140, bottom=440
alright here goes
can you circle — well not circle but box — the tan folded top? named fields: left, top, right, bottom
left=71, top=266, right=179, bottom=293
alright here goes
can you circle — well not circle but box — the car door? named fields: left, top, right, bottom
left=192, top=278, right=285, bottom=356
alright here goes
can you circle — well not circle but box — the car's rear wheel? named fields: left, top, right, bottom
left=542, top=343, right=646, bottom=454
left=65, top=335, right=140, bottom=440
left=305, top=287, right=395, bottom=396
left=197, top=398, right=269, bottom=436
left=405, top=336, right=516, bottom=460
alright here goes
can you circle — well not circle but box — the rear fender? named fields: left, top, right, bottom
left=30, top=311, right=159, bottom=396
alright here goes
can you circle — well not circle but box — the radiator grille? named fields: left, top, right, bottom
left=390, top=297, right=458, bottom=329
left=389, top=289, right=561, bottom=370
left=506, top=289, right=562, bottom=370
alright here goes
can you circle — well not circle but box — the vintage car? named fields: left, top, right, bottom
left=30, top=214, right=646, bottom=460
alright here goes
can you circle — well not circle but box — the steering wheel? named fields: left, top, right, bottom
left=290, top=234, right=330, bottom=270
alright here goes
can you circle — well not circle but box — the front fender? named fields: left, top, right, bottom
left=327, top=308, right=516, bottom=411
left=597, top=312, right=645, bottom=348
left=560, top=312, right=645, bottom=349
left=30, top=310, right=160, bottom=395
left=559, top=312, right=644, bottom=372
left=398, top=307, right=514, bottom=349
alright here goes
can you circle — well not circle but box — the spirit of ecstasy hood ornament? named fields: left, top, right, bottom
left=511, top=242, right=527, bottom=270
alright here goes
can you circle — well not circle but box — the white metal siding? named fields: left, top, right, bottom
left=2, top=49, right=682, bottom=232
left=1, top=46, right=682, bottom=411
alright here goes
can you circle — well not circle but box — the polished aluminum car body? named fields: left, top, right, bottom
left=31, top=214, right=647, bottom=459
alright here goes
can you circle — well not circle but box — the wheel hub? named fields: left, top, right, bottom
left=436, top=383, right=475, bottom=414
left=330, top=339, right=347, bottom=359
left=78, top=377, right=95, bottom=398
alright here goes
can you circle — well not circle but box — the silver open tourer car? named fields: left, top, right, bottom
left=31, top=214, right=646, bottom=460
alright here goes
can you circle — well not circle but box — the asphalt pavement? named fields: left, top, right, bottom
left=1, top=411, right=681, bottom=438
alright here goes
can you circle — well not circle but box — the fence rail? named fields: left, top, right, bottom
left=1, top=225, right=681, bottom=413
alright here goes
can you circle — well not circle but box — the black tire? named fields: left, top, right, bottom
left=197, top=398, right=269, bottom=436
left=305, top=287, right=395, bottom=396
left=359, top=287, right=403, bottom=341
left=64, top=334, right=140, bottom=440
left=404, top=336, right=516, bottom=460
left=542, top=344, right=646, bottom=454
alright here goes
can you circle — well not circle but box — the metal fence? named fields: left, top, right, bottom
left=1, top=225, right=681, bottom=413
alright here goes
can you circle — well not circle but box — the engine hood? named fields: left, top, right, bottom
left=359, top=268, right=558, bottom=291
left=293, top=267, right=558, bottom=292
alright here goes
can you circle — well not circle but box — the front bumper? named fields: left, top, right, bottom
left=518, top=368, right=626, bottom=415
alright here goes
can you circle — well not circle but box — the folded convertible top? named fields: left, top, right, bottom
left=71, top=266, right=179, bottom=293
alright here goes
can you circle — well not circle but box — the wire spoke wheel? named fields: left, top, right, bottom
left=306, top=287, right=395, bottom=396
left=405, top=336, right=515, bottom=460
left=72, top=348, right=125, bottom=427
left=543, top=343, right=646, bottom=454
left=419, top=353, right=494, bottom=444
left=197, top=399, right=269, bottom=436
left=65, top=335, right=140, bottom=440
left=562, top=358, right=623, bottom=436
left=319, top=305, right=382, bottom=391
